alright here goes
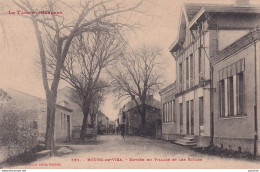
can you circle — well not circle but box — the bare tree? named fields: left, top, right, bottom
left=66, top=79, right=106, bottom=139
left=109, top=45, right=165, bottom=124
left=89, top=86, right=106, bottom=127
left=59, top=31, right=124, bottom=140
left=3, top=0, right=144, bottom=153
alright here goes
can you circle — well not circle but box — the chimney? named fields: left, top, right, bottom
left=234, top=0, right=250, bottom=6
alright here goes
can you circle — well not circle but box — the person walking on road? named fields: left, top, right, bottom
left=120, top=124, right=126, bottom=139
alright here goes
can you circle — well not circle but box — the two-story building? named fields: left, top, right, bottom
left=169, top=2, right=214, bottom=146
left=165, top=0, right=260, bottom=155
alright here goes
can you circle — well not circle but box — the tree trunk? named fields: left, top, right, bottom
left=45, top=95, right=56, bottom=156
left=44, top=68, right=61, bottom=155
left=141, top=104, right=146, bottom=124
left=91, top=114, right=95, bottom=127
left=80, top=106, right=90, bottom=141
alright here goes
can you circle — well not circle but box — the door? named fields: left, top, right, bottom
left=191, top=100, right=194, bottom=135
left=180, top=103, right=183, bottom=134
left=186, top=101, right=189, bottom=135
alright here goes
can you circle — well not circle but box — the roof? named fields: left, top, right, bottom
left=56, top=104, right=73, bottom=112
left=188, top=5, right=260, bottom=29
left=159, top=82, right=176, bottom=95
left=122, top=95, right=160, bottom=112
left=170, top=2, right=260, bottom=53
left=0, top=88, right=12, bottom=102
left=211, top=27, right=260, bottom=66
left=97, top=111, right=109, bottom=120
left=57, top=86, right=82, bottom=111
left=183, top=3, right=209, bottom=22
left=170, top=3, right=220, bottom=53
left=3, top=88, right=73, bottom=112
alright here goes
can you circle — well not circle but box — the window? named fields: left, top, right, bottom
left=228, top=76, right=234, bottom=116
left=163, top=100, right=176, bottom=123
left=163, top=104, right=165, bottom=122
left=219, top=80, right=225, bottom=117
left=163, top=104, right=166, bottom=122
left=237, top=72, right=244, bottom=115
left=179, top=63, right=183, bottom=91
left=163, top=103, right=171, bottom=123
left=186, top=57, right=189, bottom=89
left=179, top=63, right=183, bottom=83
left=169, top=101, right=172, bottom=122
left=190, top=54, right=194, bottom=79
left=173, top=100, right=176, bottom=122
left=180, top=103, right=183, bottom=125
left=166, top=103, right=169, bottom=122
left=168, top=102, right=170, bottom=122
left=219, top=72, right=245, bottom=117
left=190, top=54, right=194, bottom=87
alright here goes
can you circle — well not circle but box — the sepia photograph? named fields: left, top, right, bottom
left=0, top=0, right=260, bottom=170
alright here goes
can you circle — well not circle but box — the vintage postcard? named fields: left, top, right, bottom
left=0, top=0, right=260, bottom=170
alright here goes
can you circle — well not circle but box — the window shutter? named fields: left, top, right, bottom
left=218, top=58, right=245, bottom=80
left=219, top=70, right=223, bottom=81
left=231, top=63, right=237, bottom=76
left=223, top=67, right=228, bottom=79
left=237, top=59, right=245, bottom=73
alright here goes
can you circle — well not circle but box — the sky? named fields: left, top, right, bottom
left=1, top=0, right=260, bottom=121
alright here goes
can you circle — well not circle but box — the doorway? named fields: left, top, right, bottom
left=191, top=100, right=194, bottom=135
left=186, top=101, right=189, bottom=135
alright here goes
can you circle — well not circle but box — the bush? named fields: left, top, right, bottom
left=0, top=109, right=38, bottom=160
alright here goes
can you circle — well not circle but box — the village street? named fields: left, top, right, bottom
left=13, top=135, right=260, bottom=169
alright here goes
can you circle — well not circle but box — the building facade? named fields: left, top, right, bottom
left=0, top=88, right=73, bottom=162
left=1, top=88, right=73, bottom=142
left=169, top=3, right=214, bottom=146
left=165, top=0, right=260, bottom=155
left=97, top=111, right=109, bottom=134
left=159, top=82, right=177, bottom=140
left=211, top=27, right=260, bottom=155
left=120, top=96, right=161, bottom=137
left=57, top=86, right=91, bottom=139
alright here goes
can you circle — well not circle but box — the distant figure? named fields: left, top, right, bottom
left=120, top=124, right=125, bottom=139
left=116, top=127, right=119, bottom=134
